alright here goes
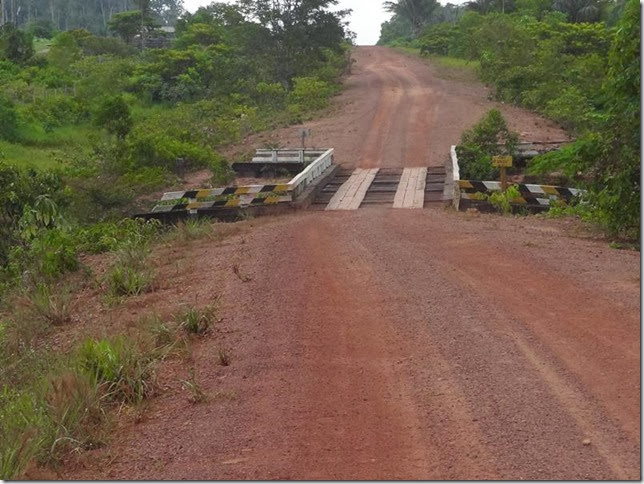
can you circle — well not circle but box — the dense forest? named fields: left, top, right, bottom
left=379, top=0, right=640, bottom=239
left=0, top=0, right=184, bottom=33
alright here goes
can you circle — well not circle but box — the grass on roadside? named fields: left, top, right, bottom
left=394, top=47, right=480, bottom=82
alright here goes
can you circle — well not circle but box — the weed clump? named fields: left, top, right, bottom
left=77, top=337, right=156, bottom=404
left=177, top=306, right=214, bottom=335
left=105, top=244, right=155, bottom=299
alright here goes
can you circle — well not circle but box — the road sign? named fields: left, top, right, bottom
left=492, top=155, right=513, bottom=168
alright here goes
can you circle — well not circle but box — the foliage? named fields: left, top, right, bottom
left=419, top=23, right=454, bottom=55
left=530, top=0, right=640, bottom=238
left=0, top=0, right=184, bottom=35
left=385, top=0, right=441, bottom=38
left=177, top=306, right=214, bottom=335
left=487, top=184, right=521, bottom=214
left=287, top=76, right=335, bottom=120
left=77, top=337, right=155, bottom=403
left=0, top=24, right=34, bottom=64
left=105, top=245, right=155, bottom=299
left=94, top=96, right=133, bottom=140
left=108, top=10, right=159, bottom=45
left=0, top=97, right=20, bottom=142
left=456, top=109, right=518, bottom=180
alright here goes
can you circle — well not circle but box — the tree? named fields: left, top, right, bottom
left=590, top=0, right=640, bottom=236
left=237, top=0, right=350, bottom=85
left=94, top=95, right=132, bottom=140
left=552, top=0, right=602, bottom=22
left=0, top=24, right=34, bottom=63
left=465, top=0, right=516, bottom=14
left=108, top=10, right=144, bottom=44
left=384, top=0, right=440, bottom=38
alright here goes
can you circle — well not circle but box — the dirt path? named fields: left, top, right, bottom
left=62, top=47, right=639, bottom=480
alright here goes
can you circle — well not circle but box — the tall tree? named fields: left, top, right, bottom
left=383, top=0, right=439, bottom=38
left=237, top=0, right=350, bottom=85
left=552, top=0, right=602, bottom=22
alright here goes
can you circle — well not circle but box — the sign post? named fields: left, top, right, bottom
left=299, top=128, right=310, bottom=149
left=492, top=155, right=513, bottom=191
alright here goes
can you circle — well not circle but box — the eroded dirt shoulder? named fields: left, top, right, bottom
left=62, top=210, right=639, bottom=480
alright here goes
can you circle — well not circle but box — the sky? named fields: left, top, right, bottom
left=181, top=0, right=394, bottom=46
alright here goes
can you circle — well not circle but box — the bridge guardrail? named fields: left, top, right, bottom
left=450, top=145, right=584, bottom=209
left=151, top=148, right=334, bottom=213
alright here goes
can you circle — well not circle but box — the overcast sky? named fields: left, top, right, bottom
left=182, top=0, right=397, bottom=46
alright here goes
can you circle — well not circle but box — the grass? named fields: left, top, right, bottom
left=179, top=368, right=207, bottom=404
left=0, top=123, right=95, bottom=170
left=177, top=305, right=215, bottom=335
left=394, top=47, right=481, bottom=82
left=0, top=334, right=160, bottom=479
left=28, top=284, right=72, bottom=326
left=0, top=203, right=240, bottom=479
left=105, top=245, right=155, bottom=300
left=77, top=337, right=156, bottom=404
left=166, top=218, right=214, bottom=243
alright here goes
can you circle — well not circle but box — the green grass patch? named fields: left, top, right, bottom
left=394, top=47, right=480, bottom=82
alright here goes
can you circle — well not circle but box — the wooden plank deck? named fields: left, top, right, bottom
left=326, top=168, right=379, bottom=211
left=393, top=167, right=427, bottom=209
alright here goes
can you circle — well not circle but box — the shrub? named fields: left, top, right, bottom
left=124, top=127, right=217, bottom=171
left=456, top=109, right=519, bottom=180
left=487, top=184, right=522, bottom=215
left=73, top=219, right=161, bottom=255
left=94, top=95, right=133, bottom=140
left=0, top=96, right=20, bottom=141
left=23, top=95, right=89, bottom=127
left=287, top=76, right=334, bottom=115
left=0, top=24, right=34, bottom=64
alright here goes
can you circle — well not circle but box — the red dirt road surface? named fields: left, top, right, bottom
left=63, top=47, right=640, bottom=480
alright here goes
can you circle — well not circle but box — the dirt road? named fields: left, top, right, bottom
left=63, top=47, right=640, bottom=480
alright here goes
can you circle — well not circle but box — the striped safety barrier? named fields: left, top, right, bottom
left=150, top=148, right=335, bottom=214
left=152, top=185, right=292, bottom=213
left=458, top=180, right=583, bottom=206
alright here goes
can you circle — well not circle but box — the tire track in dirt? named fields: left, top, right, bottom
left=60, top=47, right=638, bottom=481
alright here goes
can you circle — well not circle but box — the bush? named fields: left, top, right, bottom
left=287, top=76, right=334, bottom=115
left=0, top=24, right=34, bottom=64
left=456, top=109, right=519, bottom=180
left=0, top=96, right=20, bottom=141
left=23, top=95, right=89, bottom=128
left=419, top=23, right=453, bottom=56
left=77, top=337, right=155, bottom=403
left=125, top=127, right=218, bottom=171
left=94, top=95, right=133, bottom=140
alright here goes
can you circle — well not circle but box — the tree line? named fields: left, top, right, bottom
left=380, top=0, right=639, bottom=240
left=0, top=0, right=183, bottom=35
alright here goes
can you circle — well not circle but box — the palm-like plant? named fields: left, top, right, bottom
left=465, top=0, right=515, bottom=14
left=384, top=0, right=440, bottom=38
left=552, top=0, right=602, bottom=22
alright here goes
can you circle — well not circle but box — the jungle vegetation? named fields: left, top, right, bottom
left=380, top=0, right=640, bottom=239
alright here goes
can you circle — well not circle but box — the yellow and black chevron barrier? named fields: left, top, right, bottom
left=152, top=184, right=292, bottom=213
left=458, top=180, right=583, bottom=206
